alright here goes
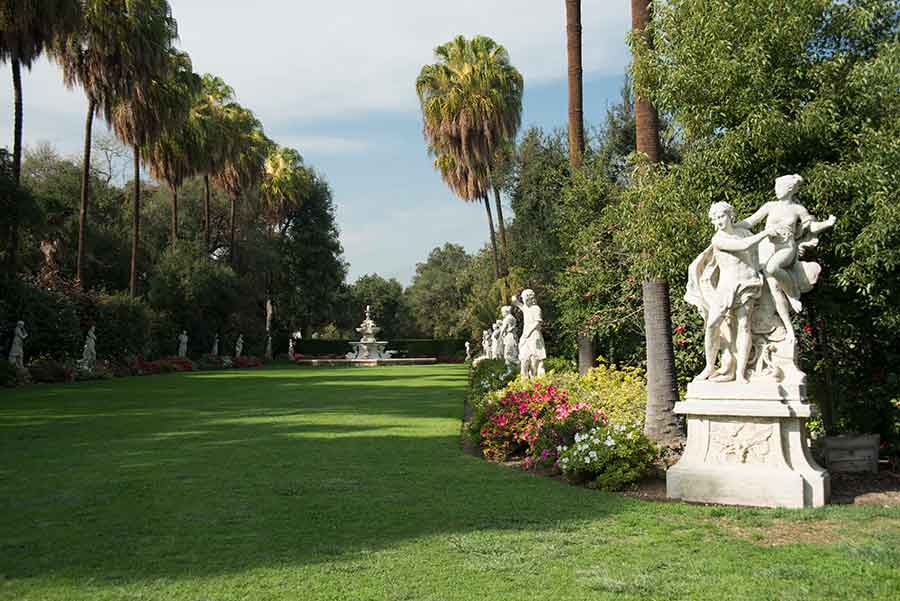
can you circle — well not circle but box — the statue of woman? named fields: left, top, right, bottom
left=177, top=330, right=189, bottom=358
left=735, top=174, right=835, bottom=343
left=512, top=290, right=545, bottom=378
left=491, top=321, right=503, bottom=360
left=499, top=306, right=519, bottom=366
left=80, top=326, right=97, bottom=370
left=211, top=334, right=219, bottom=356
left=482, top=329, right=492, bottom=358
left=235, top=335, right=244, bottom=358
left=7, top=320, right=27, bottom=369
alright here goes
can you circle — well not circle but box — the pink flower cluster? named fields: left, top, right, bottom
left=480, top=382, right=605, bottom=464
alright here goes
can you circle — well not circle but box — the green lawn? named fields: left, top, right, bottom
left=1, top=364, right=898, bottom=600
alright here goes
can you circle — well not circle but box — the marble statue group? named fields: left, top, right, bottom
left=685, top=174, right=836, bottom=386
left=669, top=174, right=836, bottom=509
left=474, top=288, right=546, bottom=378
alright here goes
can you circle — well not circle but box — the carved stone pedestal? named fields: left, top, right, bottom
left=667, top=384, right=830, bottom=508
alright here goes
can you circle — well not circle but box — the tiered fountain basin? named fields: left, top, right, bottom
left=294, top=306, right=436, bottom=367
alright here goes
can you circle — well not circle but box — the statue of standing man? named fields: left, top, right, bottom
left=512, top=290, right=545, bottom=378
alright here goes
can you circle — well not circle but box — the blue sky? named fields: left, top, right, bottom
left=0, top=1, right=631, bottom=285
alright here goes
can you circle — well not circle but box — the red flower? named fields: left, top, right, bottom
left=803, top=324, right=813, bottom=336
left=674, top=325, right=686, bottom=334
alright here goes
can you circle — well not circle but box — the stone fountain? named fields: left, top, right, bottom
left=348, top=306, right=389, bottom=360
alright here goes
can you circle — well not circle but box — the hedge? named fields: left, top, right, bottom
left=294, top=338, right=466, bottom=358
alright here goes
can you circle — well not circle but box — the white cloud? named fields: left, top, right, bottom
left=277, top=135, right=372, bottom=155
left=170, top=0, right=630, bottom=122
left=1, top=1, right=630, bottom=150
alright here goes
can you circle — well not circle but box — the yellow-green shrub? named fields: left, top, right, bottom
left=580, top=362, right=646, bottom=426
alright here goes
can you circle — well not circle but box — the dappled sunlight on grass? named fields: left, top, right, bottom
left=1, top=364, right=898, bottom=600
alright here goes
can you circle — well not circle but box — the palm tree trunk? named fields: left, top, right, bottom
left=170, top=184, right=178, bottom=245
left=129, top=142, right=141, bottom=298
left=567, top=0, right=593, bottom=372
left=642, top=279, right=682, bottom=446
left=631, top=0, right=660, bottom=163
left=76, top=99, right=97, bottom=286
left=483, top=194, right=500, bottom=279
left=578, top=334, right=595, bottom=375
left=203, top=174, right=211, bottom=252
left=6, top=58, right=24, bottom=271
left=632, top=0, right=680, bottom=446
left=492, top=185, right=509, bottom=276
left=566, top=0, right=585, bottom=167
left=229, top=193, right=237, bottom=265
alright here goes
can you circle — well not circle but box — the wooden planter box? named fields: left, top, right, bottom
left=822, top=434, right=880, bottom=473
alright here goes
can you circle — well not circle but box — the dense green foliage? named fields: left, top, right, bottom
left=0, top=144, right=346, bottom=363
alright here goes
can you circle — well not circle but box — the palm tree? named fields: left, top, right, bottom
left=631, top=0, right=681, bottom=447
left=260, top=145, right=308, bottom=234
left=212, top=105, right=270, bottom=265
left=259, top=144, right=308, bottom=358
left=566, top=0, right=594, bottom=375
left=106, top=1, right=179, bottom=296
left=0, top=0, right=81, bottom=270
left=192, top=74, right=236, bottom=251
left=142, top=51, right=201, bottom=245
left=416, top=35, right=523, bottom=280
left=51, top=0, right=179, bottom=283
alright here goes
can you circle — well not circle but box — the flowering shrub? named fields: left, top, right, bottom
left=479, top=380, right=605, bottom=464
left=72, top=361, right=115, bottom=382
left=28, top=358, right=74, bottom=383
left=133, top=356, right=194, bottom=375
left=233, top=356, right=263, bottom=368
left=580, top=362, right=646, bottom=426
left=557, top=422, right=657, bottom=491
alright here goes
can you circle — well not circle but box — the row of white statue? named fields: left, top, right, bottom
left=6, top=324, right=248, bottom=373
left=471, top=289, right=547, bottom=378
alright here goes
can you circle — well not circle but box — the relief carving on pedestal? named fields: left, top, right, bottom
left=707, top=419, right=775, bottom=465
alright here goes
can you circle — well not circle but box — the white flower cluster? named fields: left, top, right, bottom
left=556, top=422, right=645, bottom=475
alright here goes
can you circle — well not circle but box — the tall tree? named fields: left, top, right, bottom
left=416, top=34, right=524, bottom=281
left=212, top=104, right=269, bottom=265
left=631, top=0, right=682, bottom=447
left=192, top=75, right=236, bottom=251
left=142, top=50, right=201, bottom=246
left=106, top=0, right=179, bottom=297
left=565, top=0, right=595, bottom=374
left=0, top=0, right=81, bottom=270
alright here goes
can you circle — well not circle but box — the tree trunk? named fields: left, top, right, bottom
left=203, top=174, right=211, bottom=252
left=170, top=184, right=178, bottom=245
left=566, top=0, right=585, bottom=167
left=76, top=99, right=97, bottom=286
left=631, top=0, right=660, bottom=163
left=229, top=193, right=237, bottom=265
left=483, top=194, right=500, bottom=279
left=492, top=185, right=509, bottom=276
left=6, top=58, right=23, bottom=271
left=642, top=279, right=683, bottom=446
left=577, top=333, right=595, bottom=375
left=129, top=143, right=141, bottom=298
left=567, top=0, right=591, bottom=373
left=633, top=0, right=679, bottom=446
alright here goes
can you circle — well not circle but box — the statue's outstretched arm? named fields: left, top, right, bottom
left=734, top=204, right=770, bottom=229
